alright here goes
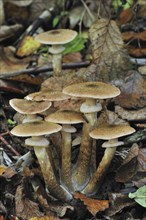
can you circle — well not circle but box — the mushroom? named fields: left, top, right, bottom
left=35, top=29, right=77, bottom=76
left=11, top=121, right=72, bottom=201
left=45, top=110, right=85, bottom=191
left=82, top=124, right=135, bottom=195
left=63, top=82, right=120, bottom=190
left=9, top=98, right=52, bottom=123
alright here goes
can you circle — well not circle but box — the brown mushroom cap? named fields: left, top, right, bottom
left=45, top=110, right=86, bottom=124
left=25, top=90, right=70, bottom=102
left=35, top=29, right=77, bottom=45
left=11, top=121, right=62, bottom=137
left=63, top=82, right=121, bottom=99
left=89, top=124, right=135, bottom=140
left=9, top=98, right=52, bottom=114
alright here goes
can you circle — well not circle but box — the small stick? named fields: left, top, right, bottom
left=0, top=133, right=20, bottom=156
left=0, top=61, right=90, bottom=79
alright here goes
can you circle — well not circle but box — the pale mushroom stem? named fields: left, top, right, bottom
left=61, top=127, right=73, bottom=190
left=82, top=139, right=118, bottom=195
left=51, top=45, right=64, bottom=77
left=32, top=137, right=72, bottom=201
left=72, top=98, right=98, bottom=190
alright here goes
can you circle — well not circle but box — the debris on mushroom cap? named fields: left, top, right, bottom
left=63, top=82, right=121, bottom=99
left=35, top=29, right=77, bottom=45
left=25, top=90, right=71, bottom=102
left=45, top=110, right=86, bottom=124
left=89, top=124, right=135, bottom=140
left=9, top=98, right=52, bottom=114
left=11, top=121, right=62, bottom=137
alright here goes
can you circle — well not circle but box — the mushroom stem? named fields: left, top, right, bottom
left=61, top=128, right=73, bottom=190
left=34, top=143, right=72, bottom=201
left=52, top=53, right=62, bottom=76
left=72, top=122, right=93, bottom=191
left=82, top=146, right=117, bottom=195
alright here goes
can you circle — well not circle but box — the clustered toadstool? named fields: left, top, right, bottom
left=9, top=28, right=136, bottom=201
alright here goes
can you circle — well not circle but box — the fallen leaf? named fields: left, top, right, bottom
left=117, top=8, right=134, bottom=25
left=115, top=105, right=146, bottom=121
left=0, top=166, right=7, bottom=175
left=8, top=0, right=33, bottom=7
left=137, top=148, right=146, bottom=172
left=29, top=215, right=59, bottom=220
left=129, top=185, right=146, bottom=208
left=15, top=184, right=44, bottom=219
left=106, top=193, right=135, bottom=217
left=0, top=79, right=24, bottom=94
left=0, top=24, right=23, bottom=42
left=115, top=143, right=139, bottom=182
left=122, top=30, right=146, bottom=41
left=74, top=192, right=109, bottom=216
left=16, top=36, right=41, bottom=57
left=9, top=74, right=43, bottom=85
left=133, top=177, right=146, bottom=188
left=127, top=45, right=146, bottom=57
left=115, top=71, right=146, bottom=109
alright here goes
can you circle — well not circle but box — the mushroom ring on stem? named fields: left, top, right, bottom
left=11, top=121, right=72, bottom=201
left=82, top=124, right=135, bottom=195
left=63, top=81, right=121, bottom=190
left=35, top=29, right=77, bottom=76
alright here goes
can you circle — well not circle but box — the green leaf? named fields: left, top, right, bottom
left=52, top=16, right=60, bottom=28
left=7, top=119, right=16, bottom=125
left=63, top=34, right=87, bottom=55
left=129, top=185, right=146, bottom=208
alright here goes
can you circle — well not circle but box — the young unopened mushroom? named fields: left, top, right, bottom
left=82, top=124, right=135, bottom=195
left=9, top=98, right=52, bottom=123
left=45, top=110, right=85, bottom=191
left=11, top=121, right=72, bottom=201
left=35, top=29, right=77, bottom=76
left=63, top=82, right=120, bottom=190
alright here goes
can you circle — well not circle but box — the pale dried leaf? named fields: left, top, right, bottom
left=0, top=0, right=5, bottom=25
left=89, top=18, right=130, bottom=82
left=137, top=148, right=146, bottom=172
left=6, top=0, right=33, bottom=7
left=29, top=215, right=59, bottom=220
left=115, top=105, right=146, bottom=121
left=0, top=24, right=23, bottom=42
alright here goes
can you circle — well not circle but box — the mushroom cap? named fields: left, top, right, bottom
left=9, top=98, right=51, bottom=114
left=63, top=82, right=121, bottom=99
left=35, top=29, right=77, bottom=45
left=11, top=121, right=62, bottom=137
left=45, top=110, right=86, bottom=124
left=89, top=124, right=135, bottom=140
left=25, top=90, right=70, bottom=102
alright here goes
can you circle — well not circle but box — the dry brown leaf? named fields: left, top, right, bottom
left=15, top=184, right=44, bottom=219
left=117, top=8, right=134, bottom=26
left=9, top=74, right=43, bottom=85
left=0, top=79, right=24, bottom=94
left=0, top=24, right=23, bottom=42
left=89, top=18, right=130, bottom=82
left=0, top=166, right=7, bottom=175
left=63, top=52, right=82, bottom=63
left=115, top=71, right=146, bottom=109
left=137, top=148, right=146, bottom=172
left=122, top=30, right=146, bottom=41
left=115, top=143, right=139, bottom=182
left=127, top=45, right=146, bottom=57
left=74, top=192, right=109, bottom=216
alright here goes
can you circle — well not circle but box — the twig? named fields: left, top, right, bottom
left=0, top=133, right=20, bottom=156
left=0, top=60, right=90, bottom=79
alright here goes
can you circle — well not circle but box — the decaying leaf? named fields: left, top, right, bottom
left=106, top=193, right=135, bottom=217
left=127, top=45, right=146, bottom=57
left=15, top=184, right=44, bottom=219
left=115, top=71, right=146, bottom=109
left=137, top=148, right=146, bottom=172
left=117, top=8, right=134, bottom=25
left=74, top=192, right=109, bottom=216
left=115, top=143, right=139, bottom=182
left=133, top=177, right=146, bottom=188
left=122, top=30, right=146, bottom=41
left=0, top=0, right=5, bottom=25
left=138, top=66, right=146, bottom=76
left=7, top=0, right=33, bottom=7
left=0, top=166, right=7, bottom=175
left=115, top=105, right=146, bottom=121
left=0, top=79, right=24, bottom=94
left=16, top=36, right=41, bottom=57
left=0, top=24, right=23, bottom=42
left=29, top=215, right=59, bottom=220
left=89, top=18, right=130, bottom=82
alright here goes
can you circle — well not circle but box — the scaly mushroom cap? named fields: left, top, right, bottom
left=35, top=29, right=77, bottom=45
left=63, top=82, right=121, bottom=99
left=89, top=124, right=135, bottom=140
left=11, top=121, right=62, bottom=137
left=25, top=90, right=70, bottom=102
left=9, top=98, right=52, bottom=114
left=45, top=110, right=86, bottom=124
